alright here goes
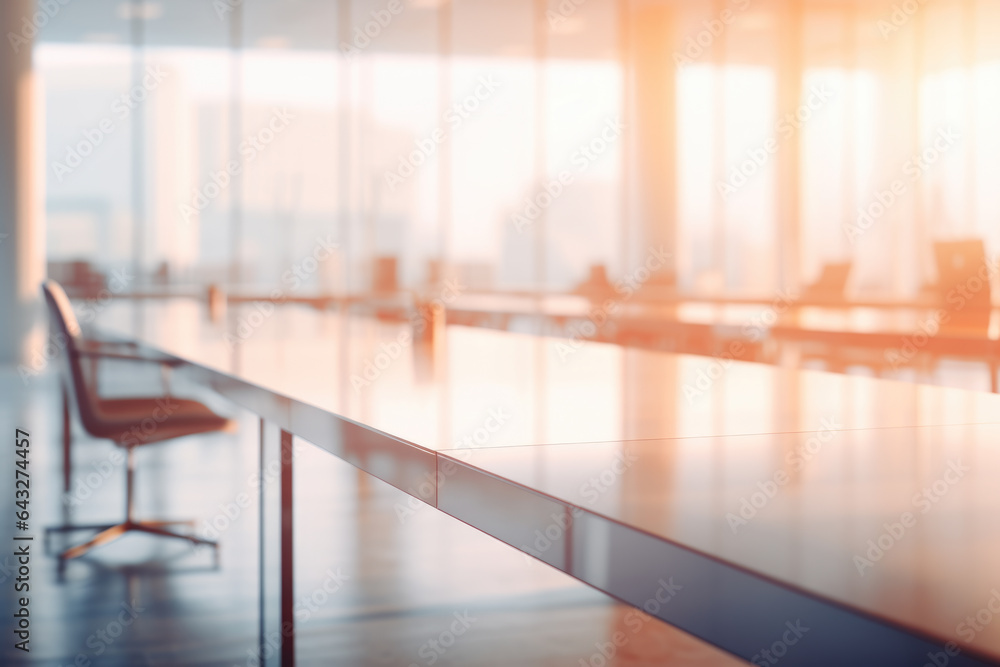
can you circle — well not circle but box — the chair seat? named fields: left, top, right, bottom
left=92, top=397, right=236, bottom=446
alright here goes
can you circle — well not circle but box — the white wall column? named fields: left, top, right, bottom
left=0, top=0, right=44, bottom=367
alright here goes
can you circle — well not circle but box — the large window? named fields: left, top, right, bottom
left=38, top=0, right=1000, bottom=302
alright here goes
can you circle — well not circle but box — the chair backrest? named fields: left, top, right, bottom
left=41, top=280, right=102, bottom=433
left=576, top=264, right=615, bottom=299
left=805, top=262, right=852, bottom=303
left=42, top=279, right=82, bottom=343
left=373, top=256, right=399, bottom=293
left=816, top=263, right=852, bottom=292
left=934, top=240, right=992, bottom=309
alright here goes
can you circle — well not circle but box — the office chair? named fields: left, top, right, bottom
left=574, top=264, right=616, bottom=300
left=933, top=239, right=993, bottom=325
left=42, top=280, right=237, bottom=560
left=803, top=262, right=852, bottom=304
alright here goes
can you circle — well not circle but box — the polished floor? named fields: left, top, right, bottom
left=0, top=368, right=747, bottom=666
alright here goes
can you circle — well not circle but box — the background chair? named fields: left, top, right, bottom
left=803, top=262, right=852, bottom=305
left=574, top=264, right=616, bottom=300
left=933, top=239, right=993, bottom=328
left=42, top=280, right=237, bottom=560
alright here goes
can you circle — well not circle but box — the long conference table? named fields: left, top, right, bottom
left=445, top=294, right=1000, bottom=390
left=93, top=298, right=1000, bottom=666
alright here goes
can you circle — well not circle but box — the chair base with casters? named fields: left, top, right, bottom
left=41, top=279, right=237, bottom=562
left=46, top=441, right=228, bottom=561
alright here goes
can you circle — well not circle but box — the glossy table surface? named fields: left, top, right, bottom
left=448, top=293, right=1000, bottom=346
left=93, top=298, right=1000, bottom=666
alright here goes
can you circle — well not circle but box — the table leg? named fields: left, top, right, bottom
left=281, top=429, right=295, bottom=667
left=259, top=420, right=294, bottom=666
left=63, top=381, right=71, bottom=492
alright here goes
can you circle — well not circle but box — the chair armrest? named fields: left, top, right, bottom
left=76, top=338, right=140, bottom=352
left=75, top=349, right=186, bottom=367
left=76, top=339, right=184, bottom=394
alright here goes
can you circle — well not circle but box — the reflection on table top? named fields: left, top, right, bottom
left=448, top=294, right=1000, bottom=344
left=92, top=298, right=1000, bottom=665
left=95, top=299, right=1000, bottom=449
left=452, top=426, right=1000, bottom=662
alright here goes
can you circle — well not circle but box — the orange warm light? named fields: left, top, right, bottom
left=6, top=1, right=1000, bottom=665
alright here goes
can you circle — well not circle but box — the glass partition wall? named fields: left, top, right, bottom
left=38, top=0, right=1000, bottom=303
